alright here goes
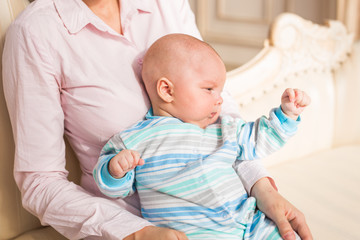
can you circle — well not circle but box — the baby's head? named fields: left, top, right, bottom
left=142, top=33, right=226, bottom=129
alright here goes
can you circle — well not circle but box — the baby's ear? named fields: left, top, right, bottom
left=157, top=77, right=174, bottom=103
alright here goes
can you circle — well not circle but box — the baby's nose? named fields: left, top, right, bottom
left=216, top=95, right=223, bottom=105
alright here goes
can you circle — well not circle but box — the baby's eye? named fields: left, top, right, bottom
left=206, top=88, right=213, bottom=91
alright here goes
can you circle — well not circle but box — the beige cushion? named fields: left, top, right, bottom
left=269, top=145, right=360, bottom=240
left=13, top=226, right=66, bottom=240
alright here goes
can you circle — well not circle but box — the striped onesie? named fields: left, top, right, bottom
left=94, top=107, right=300, bottom=240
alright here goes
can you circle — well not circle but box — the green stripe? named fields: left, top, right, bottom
left=158, top=175, right=208, bottom=195
left=259, top=119, right=285, bottom=147
left=267, top=227, right=281, bottom=240
left=187, top=228, right=244, bottom=239
left=204, top=127, right=222, bottom=137
left=161, top=168, right=234, bottom=197
left=124, top=124, right=201, bottom=148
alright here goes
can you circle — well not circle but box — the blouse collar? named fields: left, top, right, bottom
left=53, top=0, right=153, bottom=34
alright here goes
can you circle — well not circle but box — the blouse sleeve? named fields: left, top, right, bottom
left=3, top=22, right=151, bottom=240
left=178, top=0, right=202, bottom=39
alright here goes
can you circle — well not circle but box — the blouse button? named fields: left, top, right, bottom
left=137, top=58, right=143, bottom=65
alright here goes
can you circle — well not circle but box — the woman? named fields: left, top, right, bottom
left=2, top=0, right=312, bottom=239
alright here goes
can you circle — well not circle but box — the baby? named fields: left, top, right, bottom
left=93, top=33, right=310, bottom=240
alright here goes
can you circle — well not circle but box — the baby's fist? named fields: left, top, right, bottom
left=109, top=150, right=144, bottom=178
left=281, top=88, right=311, bottom=120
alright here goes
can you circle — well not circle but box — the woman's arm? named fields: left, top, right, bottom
left=3, top=22, right=151, bottom=240
left=16, top=172, right=151, bottom=239
left=251, top=178, right=313, bottom=240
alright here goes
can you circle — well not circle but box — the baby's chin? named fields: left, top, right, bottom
left=184, top=112, right=220, bottom=129
left=199, top=116, right=220, bottom=129
left=208, top=116, right=220, bottom=126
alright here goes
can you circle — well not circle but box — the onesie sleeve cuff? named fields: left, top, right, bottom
left=274, top=107, right=300, bottom=132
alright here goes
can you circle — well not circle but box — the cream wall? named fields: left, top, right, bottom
left=189, top=0, right=337, bottom=70
left=337, top=0, right=360, bottom=41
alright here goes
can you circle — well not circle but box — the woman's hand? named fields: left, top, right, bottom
left=124, top=226, right=188, bottom=240
left=251, top=178, right=313, bottom=240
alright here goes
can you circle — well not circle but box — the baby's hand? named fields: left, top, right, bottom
left=109, top=150, right=144, bottom=178
left=281, top=88, right=311, bottom=120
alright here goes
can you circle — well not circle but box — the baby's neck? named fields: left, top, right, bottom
left=152, top=106, right=173, bottom=118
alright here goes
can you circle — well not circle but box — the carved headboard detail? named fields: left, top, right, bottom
left=226, top=13, right=353, bottom=108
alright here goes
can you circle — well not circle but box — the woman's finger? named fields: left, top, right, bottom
left=289, top=211, right=313, bottom=240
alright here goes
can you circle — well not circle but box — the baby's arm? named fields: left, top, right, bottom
left=236, top=88, right=310, bottom=160
left=281, top=88, right=311, bottom=120
left=93, top=134, right=143, bottom=198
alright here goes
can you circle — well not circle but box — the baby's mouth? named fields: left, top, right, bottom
left=210, top=112, right=217, bottom=118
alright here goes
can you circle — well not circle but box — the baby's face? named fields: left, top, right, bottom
left=171, top=55, right=226, bottom=129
